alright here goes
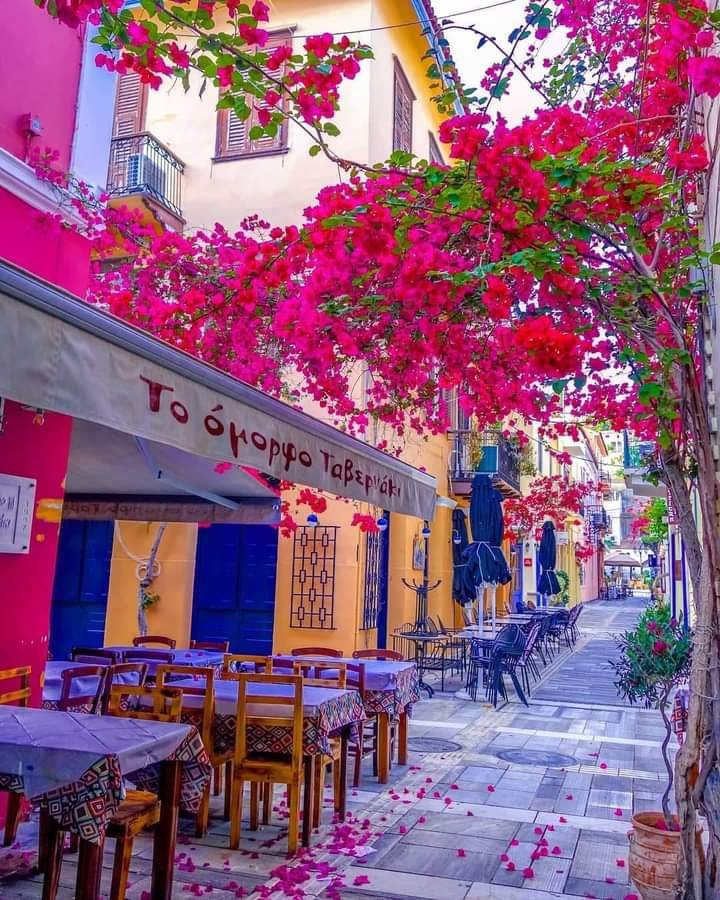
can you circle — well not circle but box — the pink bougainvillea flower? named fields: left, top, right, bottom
left=510, top=838, right=520, bottom=846
left=616, top=859, right=626, bottom=867
left=466, top=810, right=475, bottom=816
left=451, top=784, right=459, bottom=790
left=457, top=848, right=467, bottom=857
left=552, top=845, right=562, bottom=855
left=418, top=816, right=426, bottom=824
left=559, top=817, right=568, bottom=823
left=487, top=785, right=496, bottom=793
left=599, top=763, right=608, bottom=769
left=623, top=895, right=640, bottom=900
left=399, top=826, right=407, bottom=834
left=534, top=826, right=543, bottom=835
left=565, top=794, right=574, bottom=800
left=353, top=875, right=371, bottom=886
left=500, top=853, right=510, bottom=862
left=505, top=862, right=516, bottom=871
left=614, top=808, right=623, bottom=817
left=522, top=867, right=535, bottom=878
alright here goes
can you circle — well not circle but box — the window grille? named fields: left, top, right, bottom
left=362, top=522, right=389, bottom=630
left=290, top=526, right=338, bottom=629
left=393, top=60, right=415, bottom=152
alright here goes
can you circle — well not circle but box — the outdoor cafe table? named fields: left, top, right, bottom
left=272, top=655, right=420, bottom=783
left=0, top=705, right=211, bottom=900
left=170, top=676, right=366, bottom=846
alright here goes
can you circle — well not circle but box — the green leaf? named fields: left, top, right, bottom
left=551, top=379, right=568, bottom=395
left=638, top=382, right=663, bottom=405
left=309, top=144, right=322, bottom=157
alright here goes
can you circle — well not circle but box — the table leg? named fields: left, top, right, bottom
left=415, top=645, right=434, bottom=697
left=302, top=755, right=314, bottom=848
left=338, top=727, right=349, bottom=820
left=398, top=711, right=409, bottom=765
left=377, top=713, right=390, bottom=784
left=40, top=814, right=64, bottom=900
left=151, top=759, right=182, bottom=900
left=76, top=835, right=105, bottom=900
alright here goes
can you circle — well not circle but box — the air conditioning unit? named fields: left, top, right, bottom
left=127, top=152, right=166, bottom=198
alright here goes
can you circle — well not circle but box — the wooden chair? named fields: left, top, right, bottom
left=1, top=667, right=31, bottom=847
left=104, top=685, right=182, bottom=899
left=99, top=662, right=148, bottom=714
left=292, top=662, right=347, bottom=827
left=230, top=674, right=304, bottom=853
left=221, top=654, right=274, bottom=678
left=352, top=648, right=404, bottom=661
left=107, top=684, right=183, bottom=721
left=191, top=639, right=230, bottom=652
left=156, top=664, right=233, bottom=835
left=57, top=666, right=108, bottom=714
left=290, top=647, right=343, bottom=658
left=123, top=648, right=174, bottom=679
left=70, top=647, right=121, bottom=664
left=132, top=634, right=176, bottom=649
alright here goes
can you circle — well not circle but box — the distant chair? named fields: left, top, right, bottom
left=124, top=649, right=174, bottom=664
left=56, top=665, right=108, bottom=714
left=222, top=654, right=273, bottom=677
left=100, top=662, right=149, bottom=714
left=290, top=647, right=343, bottom=658
left=1, top=666, right=31, bottom=847
left=190, top=639, right=230, bottom=652
left=352, top=648, right=404, bottom=661
left=132, top=635, right=176, bottom=649
left=71, top=647, right=121, bottom=665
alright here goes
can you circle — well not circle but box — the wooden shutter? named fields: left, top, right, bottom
left=392, top=61, right=415, bottom=153
left=113, top=72, right=148, bottom=137
left=429, top=132, right=444, bottom=164
left=216, top=36, right=290, bottom=159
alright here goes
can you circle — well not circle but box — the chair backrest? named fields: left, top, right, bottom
left=124, top=648, right=175, bottom=663
left=222, top=654, right=273, bottom=678
left=156, top=665, right=215, bottom=749
left=0, top=666, right=31, bottom=707
left=71, top=647, right=121, bottom=664
left=191, top=639, right=230, bottom=652
left=352, top=648, right=403, bottom=661
left=293, top=660, right=347, bottom=688
left=425, top=617, right=440, bottom=634
left=58, top=666, right=108, bottom=714
left=108, top=684, right=183, bottom=721
left=519, top=621, right=542, bottom=664
left=290, top=647, right=342, bottom=658
left=492, top=624, right=525, bottom=658
left=99, top=662, right=148, bottom=713
left=345, top=661, right=366, bottom=698
left=235, top=674, right=303, bottom=771
left=568, top=605, right=582, bottom=625
left=132, top=634, right=177, bottom=649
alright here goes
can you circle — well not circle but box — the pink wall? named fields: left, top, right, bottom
left=0, top=0, right=83, bottom=168
left=0, top=402, right=73, bottom=702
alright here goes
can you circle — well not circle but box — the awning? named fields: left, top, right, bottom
left=604, top=552, right=643, bottom=567
left=0, top=262, right=437, bottom=519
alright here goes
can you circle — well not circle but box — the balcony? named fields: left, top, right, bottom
left=622, top=432, right=665, bottom=498
left=107, top=133, right=185, bottom=230
left=448, top=430, right=521, bottom=498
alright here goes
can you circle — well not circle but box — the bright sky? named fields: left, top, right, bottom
left=431, top=0, right=558, bottom=122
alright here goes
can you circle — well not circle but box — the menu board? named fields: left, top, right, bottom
left=0, top=474, right=35, bottom=554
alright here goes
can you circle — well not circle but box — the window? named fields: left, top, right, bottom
left=429, top=132, right=444, bottom=164
left=215, top=34, right=290, bottom=160
left=113, top=72, right=147, bottom=137
left=392, top=60, right=415, bottom=153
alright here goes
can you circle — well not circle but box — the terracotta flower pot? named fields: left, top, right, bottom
left=628, top=811, right=694, bottom=900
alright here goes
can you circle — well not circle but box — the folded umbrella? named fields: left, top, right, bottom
left=537, top=520, right=561, bottom=597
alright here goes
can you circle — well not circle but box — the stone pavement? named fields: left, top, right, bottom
left=1, top=595, right=666, bottom=900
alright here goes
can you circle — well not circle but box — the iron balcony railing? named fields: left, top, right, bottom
left=107, top=132, right=184, bottom=219
left=448, top=430, right=521, bottom=494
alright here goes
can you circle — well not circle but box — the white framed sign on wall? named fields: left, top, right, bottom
left=0, top=473, right=36, bottom=554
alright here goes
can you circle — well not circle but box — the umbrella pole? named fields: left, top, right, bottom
left=490, top=584, right=497, bottom=638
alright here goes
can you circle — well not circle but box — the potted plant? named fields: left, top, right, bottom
left=611, top=602, right=694, bottom=899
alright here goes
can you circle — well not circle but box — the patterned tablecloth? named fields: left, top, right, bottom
left=271, top=656, right=420, bottom=718
left=0, top=706, right=211, bottom=843
left=169, top=677, right=366, bottom=757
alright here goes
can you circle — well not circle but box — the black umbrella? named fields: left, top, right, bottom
left=462, top=474, right=511, bottom=594
left=452, top=507, right=474, bottom=605
left=537, top=520, right=561, bottom=599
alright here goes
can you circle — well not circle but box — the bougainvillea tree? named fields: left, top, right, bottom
left=36, top=0, right=720, bottom=891
left=503, top=474, right=595, bottom=544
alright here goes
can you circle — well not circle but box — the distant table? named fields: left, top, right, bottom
left=391, top=632, right=451, bottom=698
left=171, top=676, right=365, bottom=845
left=272, top=655, right=420, bottom=782
left=0, top=706, right=211, bottom=900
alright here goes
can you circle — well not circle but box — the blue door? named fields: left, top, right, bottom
left=50, top=520, right=114, bottom=660
left=192, top=525, right=278, bottom=653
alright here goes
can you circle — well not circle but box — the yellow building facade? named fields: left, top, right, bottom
left=99, top=0, right=471, bottom=655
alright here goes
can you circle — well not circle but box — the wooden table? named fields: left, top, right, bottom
left=0, top=706, right=211, bottom=900
left=170, top=676, right=366, bottom=846
left=271, top=655, right=420, bottom=783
